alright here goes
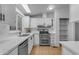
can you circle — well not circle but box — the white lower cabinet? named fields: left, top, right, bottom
left=34, top=33, right=39, bottom=45
left=28, top=36, right=33, bottom=54
left=50, top=34, right=55, bottom=46
left=8, top=47, right=18, bottom=55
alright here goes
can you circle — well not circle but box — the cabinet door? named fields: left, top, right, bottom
left=34, top=33, right=39, bottom=45
left=37, top=18, right=44, bottom=25
left=28, top=38, right=31, bottom=54
left=31, top=18, right=37, bottom=28
left=50, top=34, right=55, bottom=46
left=45, top=18, right=52, bottom=26
left=28, top=37, right=33, bottom=54
left=31, top=36, right=34, bottom=48
left=22, top=16, right=30, bottom=28
left=30, top=36, right=33, bottom=51
left=31, top=18, right=44, bottom=28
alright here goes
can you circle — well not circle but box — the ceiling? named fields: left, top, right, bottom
left=17, top=4, right=69, bottom=16
left=16, top=4, right=27, bottom=15
left=28, top=4, right=69, bottom=15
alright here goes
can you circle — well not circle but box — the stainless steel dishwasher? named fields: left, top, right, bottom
left=18, top=39, right=28, bottom=55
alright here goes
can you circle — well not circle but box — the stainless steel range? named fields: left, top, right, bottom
left=39, top=29, right=50, bottom=45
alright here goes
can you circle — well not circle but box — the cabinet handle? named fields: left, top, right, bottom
left=23, top=44, right=28, bottom=47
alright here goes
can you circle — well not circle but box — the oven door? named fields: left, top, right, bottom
left=18, top=40, right=28, bottom=55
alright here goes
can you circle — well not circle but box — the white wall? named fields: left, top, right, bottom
left=0, top=22, right=9, bottom=36
left=54, top=6, right=69, bottom=45
left=0, top=5, right=2, bottom=13
left=68, top=22, right=75, bottom=41
left=69, top=4, right=79, bottom=41
left=70, top=4, right=79, bottom=22
left=2, top=4, right=16, bottom=26
left=0, top=4, right=16, bottom=37
left=55, top=7, right=69, bottom=18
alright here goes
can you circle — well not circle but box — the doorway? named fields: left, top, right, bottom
left=16, top=14, right=22, bottom=31
left=75, top=22, right=79, bottom=41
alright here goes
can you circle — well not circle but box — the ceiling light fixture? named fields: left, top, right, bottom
left=47, top=5, right=55, bottom=11
left=16, top=8, right=24, bottom=16
left=21, top=4, right=31, bottom=13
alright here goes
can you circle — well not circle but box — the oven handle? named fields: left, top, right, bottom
left=23, top=44, right=28, bottom=48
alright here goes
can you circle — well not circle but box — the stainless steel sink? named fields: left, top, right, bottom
left=19, top=34, right=30, bottom=37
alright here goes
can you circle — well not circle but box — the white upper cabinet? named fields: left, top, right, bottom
left=30, top=18, right=38, bottom=28
left=30, top=18, right=44, bottom=28
left=30, top=18, right=52, bottom=28
left=44, top=18, right=52, bottom=26
left=22, top=16, right=30, bottom=28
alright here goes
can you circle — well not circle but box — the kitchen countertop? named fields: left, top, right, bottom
left=60, top=41, right=79, bottom=55
left=0, top=33, right=35, bottom=55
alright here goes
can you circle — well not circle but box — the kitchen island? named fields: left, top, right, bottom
left=60, top=41, right=79, bottom=55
